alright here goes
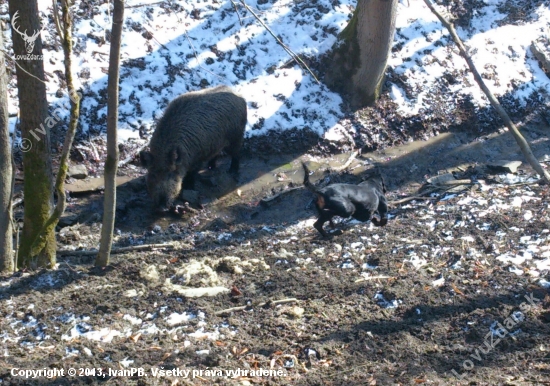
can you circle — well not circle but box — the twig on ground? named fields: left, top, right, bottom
left=333, top=151, right=358, bottom=172
left=354, top=276, right=395, bottom=283
left=125, top=1, right=164, bottom=8
left=118, top=142, right=148, bottom=167
left=389, top=186, right=439, bottom=205
left=431, top=179, right=474, bottom=186
left=390, top=195, right=438, bottom=205
left=260, top=186, right=302, bottom=207
left=92, top=50, right=110, bottom=57
left=215, top=298, right=298, bottom=316
left=57, top=243, right=174, bottom=257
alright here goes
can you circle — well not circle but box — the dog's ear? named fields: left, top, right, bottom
left=380, top=176, right=387, bottom=194
left=371, top=167, right=386, bottom=193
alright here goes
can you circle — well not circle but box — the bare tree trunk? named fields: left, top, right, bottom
left=323, top=0, right=398, bottom=109
left=0, top=22, right=14, bottom=273
left=424, top=0, right=550, bottom=183
left=96, top=0, right=124, bottom=267
left=8, top=0, right=56, bottom=269
left=29, top=0, right=81, bottom=257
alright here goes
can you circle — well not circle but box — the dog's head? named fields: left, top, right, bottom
left=360, top=170, right=387, bottom=194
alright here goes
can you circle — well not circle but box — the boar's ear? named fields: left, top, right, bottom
left=170, top=147, right=184, bottom=166
left=140, top=150, right=152, bottom=167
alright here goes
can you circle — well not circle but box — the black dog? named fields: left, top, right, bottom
left=302, top=162, right=388, bottom=238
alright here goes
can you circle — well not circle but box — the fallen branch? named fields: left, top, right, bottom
left=118, top=142, right=148, bottom=167
left=388, top=182, right=470, bottom=205
left=390, top=195, right=438, bottom=205
left=238, top=0, right=319, bottom=83
left=354, top=275, right=395, bottom=283
left=424, top=0, right=550, bottom=183
left=333, top=151, right=358, bottom=172
left=57, top=243, right=174, bottom=257
left=260, top=186, right=302, bottom=207
left=431, top=179, right=473, bottom=186
left=125, top=1, right=164, bottom=8
left=215, top=297, right=298, bottom=316
left=92, top=50, right=110, bottom=57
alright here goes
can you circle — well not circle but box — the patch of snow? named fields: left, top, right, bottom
left=374, top=292, right=400, bottom=309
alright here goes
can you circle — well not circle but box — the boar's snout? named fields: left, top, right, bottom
left=145, top=169, right=184, bottom=212
left=147, top=172, right=183, bottom=211
left=141, top=148, right=186, bottom=211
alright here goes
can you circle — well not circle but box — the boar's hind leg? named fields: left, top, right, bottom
left=227, top=141, right=242, bottom=174
left=229, top=157, right=240, bottom=174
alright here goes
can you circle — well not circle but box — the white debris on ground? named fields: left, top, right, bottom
left=1, top=170, right=548, bottom=360
left=0, top=0, right=549, bottom=369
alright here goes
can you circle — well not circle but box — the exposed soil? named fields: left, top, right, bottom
left=2, top=0, right=550, bottom=384
left=2, top=122, right=550, bottom=385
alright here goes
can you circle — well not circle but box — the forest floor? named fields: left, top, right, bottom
left=1, top=121, right=550, bottom=385
left=1, top=0, right=550, bottom=385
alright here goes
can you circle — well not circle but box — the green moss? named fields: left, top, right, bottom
left=338, top=5, right=359, bottom=42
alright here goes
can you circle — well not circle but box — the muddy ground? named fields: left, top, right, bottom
left=1, top=118, right=550, bottom=385
left=2, top=0, right=550, bottom=380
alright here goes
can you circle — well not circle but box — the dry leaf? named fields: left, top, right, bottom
left=231, top=285, right=243, bottom=296
left=451, top=283, right=464, bottom=296
left=239, top=347, right=249, bottom=355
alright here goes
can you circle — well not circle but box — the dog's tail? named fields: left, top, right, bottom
left=302, top=162, right=320, bottom=194
left=302, top=162, right=326, bottom=209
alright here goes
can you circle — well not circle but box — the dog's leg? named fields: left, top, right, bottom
left=372, top=197, right=388, bottom=226
left=314, top=218, right=330, bottom=238
left=314, top=211, right=334, bottom=238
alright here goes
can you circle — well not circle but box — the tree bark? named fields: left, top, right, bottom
left=0, top=22, right=14, bottom=273
left=29, top=0, right=81, bottom=257
left=96, top=0, right=124, bottom=267
left=323, top=0, right=398, bottom=109
left=8, top=0, right=56, bottom=269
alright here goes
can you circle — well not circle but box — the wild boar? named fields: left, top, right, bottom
left=140, top=85, right=247, bottom=211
